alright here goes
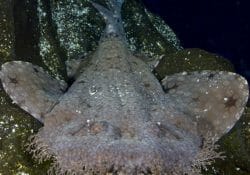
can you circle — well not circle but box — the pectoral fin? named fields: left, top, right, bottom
left=0, top=61, right=68, bottom=123
left=162, top=71, right=249, bottom=139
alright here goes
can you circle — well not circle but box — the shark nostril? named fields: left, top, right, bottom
left=88, top=122, right=140, bottom=140
left=67, top=120, right=113, bottom=136
left=88, top=121, right=123, bottom=139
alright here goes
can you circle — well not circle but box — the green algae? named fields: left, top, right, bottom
left=122, top=0, right=179, bottom=59
left=202, top=108, right=250, bottom=175
left=0, top=0, right=15, bottom=63
left=49, top=0, right=103, bottom=61
left=0, top=87, right=51, bottom=175
left=48, top=0, right=181, bottom=64
left=36, top=0, right=68, bottom=81
left=153, top=48, right=235, bottom=80
left=12, top=1, right=41, bottom=64
left=144, top=8, right=182, bottom=51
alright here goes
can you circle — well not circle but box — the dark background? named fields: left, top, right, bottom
left=142, top=0, right=250, bottom=82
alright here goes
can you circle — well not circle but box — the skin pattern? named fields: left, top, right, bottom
left=0, top=0, right=249, bottom=174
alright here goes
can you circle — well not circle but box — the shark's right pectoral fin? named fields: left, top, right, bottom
left=161, top=71, right=249, bottom=140
left=0, top=61, right=68, bottom=123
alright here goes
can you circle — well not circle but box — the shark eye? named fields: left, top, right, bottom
left=68, top=120, right=122, bottom=139
left=89, top=121, right=109, bottom=135
left=146, top=122, right=183, bottom=141
left=88, top=121, right=122, bottom=139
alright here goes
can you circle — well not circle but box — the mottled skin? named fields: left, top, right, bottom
left=0, top=0, right=249, bottom=174
left=36, top=36, right=200, bottom=174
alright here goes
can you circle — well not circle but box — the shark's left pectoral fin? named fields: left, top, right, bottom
left=162, top=71, right=249, bottom=139
left=0, top=61, right=68, bottom=123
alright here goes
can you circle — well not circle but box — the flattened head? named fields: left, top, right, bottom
left=29, top=112, right=199, bottom=174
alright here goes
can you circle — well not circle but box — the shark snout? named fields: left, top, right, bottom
left=49, top=120, right=196, bottom=174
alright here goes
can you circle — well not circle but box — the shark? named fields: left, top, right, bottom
left=0, top=0, right=249, bottom=174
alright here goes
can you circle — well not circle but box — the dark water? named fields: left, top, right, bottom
left=143, top=0, right=250, bottom=82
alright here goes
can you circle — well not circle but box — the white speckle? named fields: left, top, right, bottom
left=86, top=119, right=91, bottom=128
left=11, top=100, right=17, bottom=104
left=203, top=109, right=208, bottom=112
left=2, top=83, right=6, bottom=89
left=235, top=112, right=241, bottom=120
left=202, top=71, right=208, bottom=75
left=76, top=110, right=82, bottom=114
left=156, top=122, right=161, bottom=125
left=22, top=106, right=28, bottom=111
left=32, top=113, right=40, bottom=120
left=196, top=79, right=200, bottom=82
left=195, top=115, right=200, bottom=119
left=236, top=167, right=240, bottom=171
left=107, top=24, right=116, bottom=34
left=156, top=42, right=164, bottom=49
left=154, top=60, right=160, bottom=68
left=89, top=86, right=98, bottom=95
left=182, top=71, right=187, bottom=75
left=243, top=79, right=248, bottom=85
left=224, top=97, right=228, bottom=101
left=205, top=91, right=208, bottom=94
left=187, top=51, right=191, bottom=55
left=159, top=54, right=164, bottom=60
